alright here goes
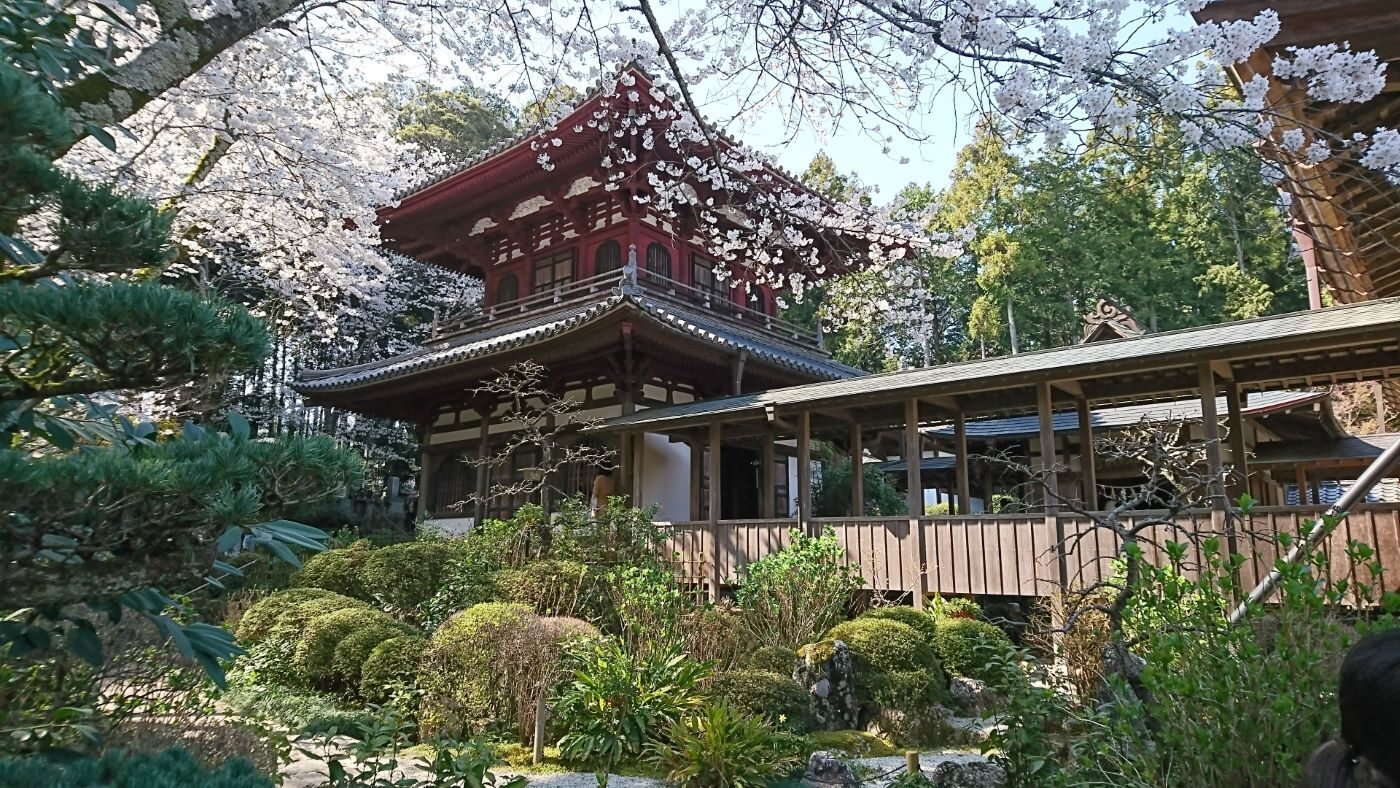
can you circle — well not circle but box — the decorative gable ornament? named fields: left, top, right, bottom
left=1082, top=297, right=1145, bottom=343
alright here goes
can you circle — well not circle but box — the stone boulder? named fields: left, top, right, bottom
left=801, top=751, right=860, bottom=788
left=796, top=640, right=860, bottom=731
left=929, top=760, right=1007, bottom=788
left=949, top=676, right=998, bottom=717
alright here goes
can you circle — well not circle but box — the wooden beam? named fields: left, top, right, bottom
left=954, top=411, right=971, bottom=515
left=1075, top=396, right=1097, bottom=509
left=1224, top=381, right=1249, bottom=504
left=1035, top=381, right=1059, bottom=512
left=797, top=411, right=812, bottom=531
left=850, top=423, right=864, bottom=516
left=708, top=420, right=722, bottom=600
left=474, top=407, right=493, bottom=524
left=631, top=430, right=646, bottom=506
left=689, top=438, right=702, bottom=521
left=1198, top=362, right=1226, bottom=509
left=1295, top=464, right=1310, bottom=504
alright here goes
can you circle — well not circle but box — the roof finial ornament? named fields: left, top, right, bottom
left=1082, top=296, right=1145, bottom=343
left=621, top=243, right=640, bottom=296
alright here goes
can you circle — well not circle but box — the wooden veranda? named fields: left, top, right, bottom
left=598, top=299, right=1400, bottom=606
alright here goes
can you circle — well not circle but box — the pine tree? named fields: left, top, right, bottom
left=0, top=11, right=359, bottom=680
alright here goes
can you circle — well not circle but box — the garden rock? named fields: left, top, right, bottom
left=801, top=751, right=860, bottom=788
left=797, top=640, right=860, bottom=731
left=929, top=760, right=1007, bottom=788
left=865, top=705, right=953, bottom=747
left=949, top=676, right=996, bottom=716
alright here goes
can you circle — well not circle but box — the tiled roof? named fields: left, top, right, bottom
left=923, top=390, right=1327, bottom=440
left=598, top=297, right=1400, bottom=431
left=293, top=292, right=860, bottom=394
left=1253, top=433, right=1400, bottom=466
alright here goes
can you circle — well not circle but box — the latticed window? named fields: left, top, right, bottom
left=646, top=243, right=672, bottom=279
left=691, top=253, right=728, bottom=302
left=595, top=240, right=622, bottom=275
left=495, top=272, right=519, bottom=304
left=533, top=249, right=576, bottom=293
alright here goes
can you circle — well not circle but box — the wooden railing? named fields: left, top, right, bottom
left=657, top=504, right=1400, bottom=600
left=430, top=267, right=820, bottom=347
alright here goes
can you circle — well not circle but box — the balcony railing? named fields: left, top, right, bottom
left=428, top=267, right=822, bottom=348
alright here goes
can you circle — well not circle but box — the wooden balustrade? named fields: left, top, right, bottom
left=655, top=504, right=1400, bottom=600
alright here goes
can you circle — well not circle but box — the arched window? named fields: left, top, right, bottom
left=595, top=240, right=622, bottom=275
left=691, top=253, right=728, bottom=302
left=496, top=272, right=519, bottom=305
left=646, top=243, right=672, bottom=279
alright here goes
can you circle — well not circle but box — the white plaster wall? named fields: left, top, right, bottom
left=641, top=433, right=692, bottom=522
left=786, top=456, right=799, bottom=518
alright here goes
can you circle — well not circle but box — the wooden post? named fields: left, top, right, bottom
left=631, top=431, right=646, bottom=507
left=904, top=397, right=926, bottom=609
left=708, top=420, right=723, bottom=600
left=905, top=751, right=920, bottom=776
left=797, top=411, right=812, bottom=531
left=419, top=448, right=434, bottom=519
left=1224, top=381, right=1249, bottom=505
left=850, top=423, right=865, bottom=516
left=954, top=411, right=971, bottom=516
left=762, top=427, right=777, bottom=519
left=533, top=694, right=547, bottom=765
left=689, top=436, right=702, bottom=521
left=474, top=407, right=493, bottom=524
left=1295, top=464, right=1310, bottom=505
left=1037, top=381, right=1065, bottom=588
left=1075, top=396, right=1096, bottom=510
left=1197, top=362, right=1225, bottom=509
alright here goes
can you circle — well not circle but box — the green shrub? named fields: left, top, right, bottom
left=932, top=618, right=1014, bottom=681
left=360, top=635, right=427, bottom=705
left=930, top=596, right=984, bottom=621
left=0, top=747, right=274, bottom=787
left=234, top=588, right=341, bottom=643
left=418, top=602, right=534, bottom=737
left=295, top=607, right=402, bottom=689
left=494, top=559, right=611, bottom=623
left=682, top=605, right=746, bottom=670
left=862, top=606, right=938, bottom=647
left=418, top=557, right=500, bottom=631
left=358, top=541, right=460, bottom=621
left=803, top=730, right=898, bottom=758
left=295, top=539, right=375, bottom=599
left=745, top=645, right=799, bottom=676
left=825, top=618, right=947, bottom=711
left=612, top=563, right=691, bottom=656
left=705, top=669, right=813, bottom=732
left=331, top=618, right=412, bottom=693
left=647, top=702, right=804, bottom=788
left=736, top=529, right=862, bottom=648
left=553, top=640, right=709, bottom=769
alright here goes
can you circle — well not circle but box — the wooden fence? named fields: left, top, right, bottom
left=658, top=504, right=1400, bottom=599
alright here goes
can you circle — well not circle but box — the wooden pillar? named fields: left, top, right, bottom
left=708, top=420, right=723, bottom=600
left=1075, top=396, right=1097, bottom=510
left=474, top=407, right=493, bottom=524
left=954, top=411, right=971, bottom=516
left=904, top=397, right=926, bottom=608
left=631, top=431, right=646, bottom=507
left=1197, top=363, right=1225, bottom=509
left=1035, top=382, right=1059, bottom=511
left=797, top=411, right=812, bottom=531
left=850, top=423, right=865, bottom=517
left=761, top=427, right=776, bottom=519
left=419, top=449, right=434, bottom=520
left=1295, top=464, right=1309, bottom=505
left=689, top=437, right=702, bottom=521
left=1224, top=381, right=1249, bottom=504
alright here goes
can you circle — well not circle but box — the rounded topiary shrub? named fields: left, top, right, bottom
left=295, top=540, right=375, bottom=599
left=746, top=645, right=799, bottom=676
left=235, top=588, right=350, bottom=644
left=493, top=559, right=610, bottom=623
left=418, top=602, right=534, bottom=737
left=360, top=635, right=427, bottom=704
left=862, top=607, right=938, bottom=648
left=931, top=596, right=984, bottom=621
left=932, top=617, right=1015, bottom=681
left=357, top=541, right=460, bottom=620
left=706, top=669, right=813, bottom=731
left=296, top=607, right=402, bottom=689
left=826, top=618, right=939, bottom=674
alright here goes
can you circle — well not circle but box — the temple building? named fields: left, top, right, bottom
left=294, top=66, right=867, bottom=528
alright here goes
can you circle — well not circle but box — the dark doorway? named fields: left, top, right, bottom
left=720, top=446, right=762, bottom=519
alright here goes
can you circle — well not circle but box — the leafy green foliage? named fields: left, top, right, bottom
left=220, top=680, right=376, bottom=740
left=358, top=541, right=460, bottom=622
left=863, top=606, right=939, bottom=646
left=929, top=596, right=984, bottom=621
left=295, top=540, right=375, bottom=600
left=812, top=447, right=905, bottom=517
left=745, top=645, right=799, bottom=675
left=610, top=563, right=692, bottom=656
left=0, top=746, right=273, bottom=787
left=234, top=588, right=341, bottom=643
left=705, top=670, right=813, bottom=732
left=931, top=618, right=1014, bottom=681
left=825, top=617, right=947, bottom=712
left=681, top=606, right=747, bottom=671
left=386, top=82, right=516, bottom=163
left=494, top=559, right=611, bottom=623
left=646, top=702, right=804, bottom=788
left=295, top=607, right=404, bottom=691
left=802, top=730, right=898, bottom=758
left=332, top=619, right=413, bottom=694
left=419, top=602, right=534, bottom=738
left=735, top=529, right=862, bottom=648
left=359, top=635, right=427, bottom=706
left=553, top=639, right=710, bottom=769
